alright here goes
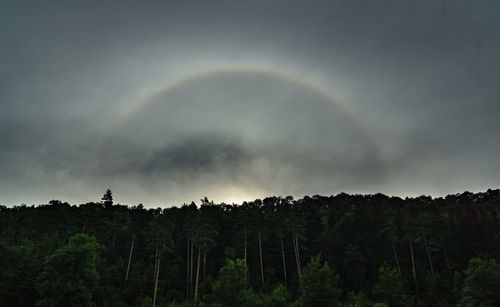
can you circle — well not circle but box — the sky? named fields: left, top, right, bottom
left=1, top=0, right=500, bottom=207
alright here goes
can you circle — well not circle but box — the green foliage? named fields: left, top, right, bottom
left=147, top=214, right=174, bottom=256
left=373, top=263, right=412, bottom=307
left=342, top=243, right=367, bottom=291
left=1, top=189, right=500, bottom=306
left=211, top=258, right=248, bottom=306
left=269, top=284, right=290, bottom=307
left=239, top=288, right=266, bottom=307
left=458, top=258, right=500, bottom=307
left=210, top=259, right=288, bottom=307
left=35, top=233, right=101, bottom=306
left=295, top=255, right=342, bottom=307
left=345, top=291, right=373, bottom=307
left=0, top=239, right=40, bottom=306
left=140, top=296, right=154, bottom=307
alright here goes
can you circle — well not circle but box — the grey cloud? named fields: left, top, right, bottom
left=1, top=0, right=500, bottom=205
left=142, top=135, right=251, bottom=176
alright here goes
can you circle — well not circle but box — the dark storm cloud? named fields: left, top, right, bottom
left=1, top=0, right=500, bottom=205
left=142, top=135, right=249, bottom=175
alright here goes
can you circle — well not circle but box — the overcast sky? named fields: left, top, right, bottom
left=1, top=0, right=499, bottom=206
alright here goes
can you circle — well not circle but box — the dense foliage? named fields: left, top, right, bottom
left=1, top=189, right=500, bottom=306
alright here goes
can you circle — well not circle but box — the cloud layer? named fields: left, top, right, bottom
left=1, top=0, right=500, bottom=205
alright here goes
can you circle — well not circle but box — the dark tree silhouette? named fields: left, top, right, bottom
left=101, top=189, right=113, bottom=207
left=0, top=189, right=499, bottom=306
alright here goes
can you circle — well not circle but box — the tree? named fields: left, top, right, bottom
left=192, top=218, right=218, bottom=301
left=182, top=201, right=198, bottom=300
left=286, top=213, right=305, bottom=286
left=139, top=296, right=154, bottom=307
left=104, top=209, right=131, bottom=248
left=381, top=215, right=401, bottom=274
left=101, top=189, right=113, bottom=207
left=0, top=239, right=40, bottom=306
left=373, top=263, right=412, bottom=307
left=402, top=211, right=419, bottom=292
left=2, top=189, right=500, bottom=306
left=295, top=255, right=341, bottom=307
left=416, top=212, right=437, bottom=278
left=272, top=217, right=288, bottom=288
left=212, top=258, right=248, bottom=306
left=146, top=214, right=174, bottom=306
left=459, top=258, right=500, bottom=306
left=269, top=284, right=290, bottom=307
left=342, top=243, right=368, bottom=292
left=35, top=233, right=101, bottom=306
left=249, top=202, right=268, bottom=287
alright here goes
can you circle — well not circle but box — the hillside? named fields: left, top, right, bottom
left=1, top=189, right=500, bottom=306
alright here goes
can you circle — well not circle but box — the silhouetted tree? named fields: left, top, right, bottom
left=101, top=189, right=113, bottom=207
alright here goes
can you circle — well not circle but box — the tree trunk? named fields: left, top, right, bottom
left=203, top=244, right=207, bottom=284
left=292, top=231, right=298, bottom=276
left=295, top=231, right=302, bottom=277
left=154, top=247, right=158, bottom=281
left=244, top=224, right=248, bottom=289
left=422, top=233, right=435, bottom=278
left=244, top=224, right=247, bottom=264
left=153, top=250, right=161, bottom=306
left=441, top=240, right=452, bottom=274
left=190, top=240, right=194, bottom=298
left=194, top=244, right=201, bottom=301
left=124, top=233, right=135, bottom=288
left=409, top=232, right=418, bottom=292
left=112, top=230, right=116, bottom=248
left=293, top=230, right=302, bottom=284
left=186, top=239, right=190, bottom=300
left=259, top=230, right=265, bottom=286
left=391, top=239, right=401, bottom=274
left=280, top=236, right=287, bottom=288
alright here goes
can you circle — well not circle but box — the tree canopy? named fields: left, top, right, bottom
left=1, top=189, right=500, bottom=306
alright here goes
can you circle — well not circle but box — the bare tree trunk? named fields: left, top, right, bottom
left=190, top=240, right=194, bottom=298
left=409, top=232, right=418, bottom=292
left=391, top=239, right=401, bottom=274
left=244, top=224, right=248, bottom=289
left=203, top=244, right=207, bottom=284
left=441, top=240, right=452, bottom=274
left=124, top=233, right=135, bottom=288
left=153, top=250, right=161, bottom=306
left=295, top=230, right=302, bottom=277
left=186, top=239, right=190, bottom=300
left=154, top=248, right=158, bottom=281
left=423, top=234, right=435, bottom=278
left=194, top=244, right=201, bottom=301
left=293, top=230, right=302, bottom=284
left=292, top=231, right=298, bottom=276
left=280, top=236, right=287, bottom=288
left=259, top=230, right=265, bottom=285
left=244, top=224, right=247, bottom=264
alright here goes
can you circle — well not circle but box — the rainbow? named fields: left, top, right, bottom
left=112, top=67, right=382, bottom=158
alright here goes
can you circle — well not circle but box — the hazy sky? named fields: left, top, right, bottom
left=1, top=0, right=500, bottom=206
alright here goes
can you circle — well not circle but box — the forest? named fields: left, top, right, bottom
left=1, top=189, right=500, bottom=307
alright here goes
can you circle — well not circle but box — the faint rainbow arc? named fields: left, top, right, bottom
left=112, top=67, right=380, bottom=155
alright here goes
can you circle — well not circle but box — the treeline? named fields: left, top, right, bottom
left=1, top=189, right=500, bottom=306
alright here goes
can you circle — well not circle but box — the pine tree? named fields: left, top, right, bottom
left=101, top=189, right=113, bottom=207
